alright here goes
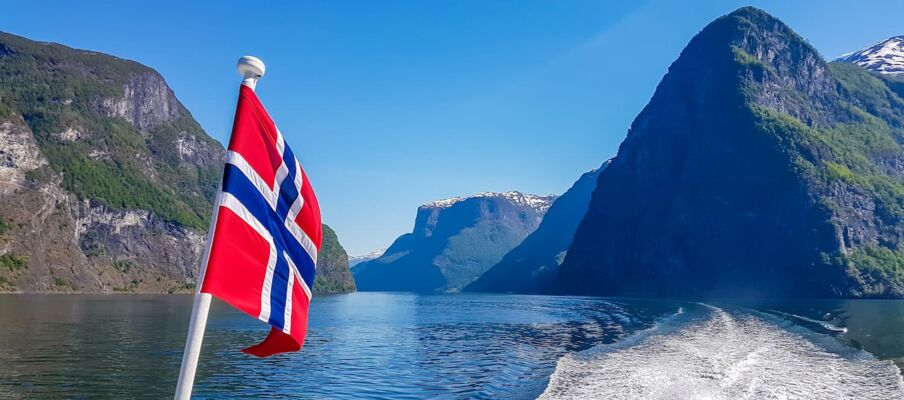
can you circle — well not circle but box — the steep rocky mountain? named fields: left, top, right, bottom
left=0, top=32, right=354, bottom=293
left=315, top=225, right=357, bottom=293
left=465, top=162, right=608, bottom=293
left=838, top=36, right=904, bottom=76
left=559, top=7, right=904, bottom=298
left=353, top=192, right=555, bottom=292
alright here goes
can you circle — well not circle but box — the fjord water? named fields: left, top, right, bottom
left=0, top=293, right=669, bottom=399
left=1, top=294, right=903, bottom=399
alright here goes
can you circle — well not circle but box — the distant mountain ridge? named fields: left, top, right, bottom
left=466, top=162, right=608, bottom=294
left=838, top=35, right=904, bottom=75
left=349, top=249, right=385, bottom=268
left=353, top=191, right=555, bottom=292
left=423, top=191, right=555, bottom=213
left=0, top=31, right=354, bottom=293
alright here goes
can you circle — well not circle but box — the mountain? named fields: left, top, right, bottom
left=315, top=225, right=357, bottom=293
left=349, top=248, right=385, bottom=268
left=0, top=32, right=354, bottom=293
left=838, top=36, right=904, bottom=100
left=558, top=7, right=904, bottom=298
left=838, top=36, right=904, bottom=76
left=465, top=162, right=608, bottom=293
left=353, top=192, right=555, bottom=292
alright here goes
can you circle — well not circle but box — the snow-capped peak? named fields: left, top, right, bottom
left=422, top=191, right=556, bottom=213
left=349, top=248, right=386, bottom=267
left=837, top=35, right=904, bottom=75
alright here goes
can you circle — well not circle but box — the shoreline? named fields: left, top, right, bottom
left=0, top=290, right=358, bottom=295
left=6, top=290, right=904, bottom=301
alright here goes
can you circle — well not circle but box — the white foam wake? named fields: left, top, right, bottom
left=766, top=309, right=848, bottom=333
left=540, top=304, right=904, bottom=400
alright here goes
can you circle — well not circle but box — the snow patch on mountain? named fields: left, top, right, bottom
left=837, top=36, right=904, bottom=75
left=422, top=191, right=556, bottom=213
left=349, top=248, right=386, bottom=268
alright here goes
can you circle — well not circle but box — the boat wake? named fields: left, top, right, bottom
left=540, top=304, right=904, bottom=399
left=764, top=309, right=848, bottom=334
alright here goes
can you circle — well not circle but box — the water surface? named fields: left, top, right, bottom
left=1, top=293, right=904, bottom=399
left=541, top=302, right=904, bottom=399
left=0, top=293, right=669, bottom=399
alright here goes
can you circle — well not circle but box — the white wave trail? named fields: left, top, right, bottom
left=766, top=309, right=848, bottom=333
left=540, top=304, right=904, bottom=400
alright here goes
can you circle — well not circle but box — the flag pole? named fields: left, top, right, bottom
left=174, top=56, right=266, bottom=400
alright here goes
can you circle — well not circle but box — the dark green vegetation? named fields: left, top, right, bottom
left=354, top=193, right=554, bottom=292
left=559, top=7, right=904, bottom=298
left=0, top=254, right=26, bottom=271
left=466, top=163, right=607, bottom=294
left=0, top=253, right=27, bottom=289
left=0, top=32, right=220, bottom=229
left=314, top=225, right=357, bottom=293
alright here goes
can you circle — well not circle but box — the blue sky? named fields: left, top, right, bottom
left=3, top=1, right=902, bottom=254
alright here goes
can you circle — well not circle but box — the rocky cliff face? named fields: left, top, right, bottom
left=0, top=32, right=220, bottom=292
left=466, top=162, right=608, bottom=293
left=315, top=225, right=357, bottom=293
left=559, top=7, right=904, bottom=298
left=354, top=192, right=555, bottom=292
left=0, top=114, right=209, bottom=292
left=0, top=32, right=354, bottom=293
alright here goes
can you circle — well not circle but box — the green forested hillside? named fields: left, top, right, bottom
left=0, top=32, right=221, bottom=229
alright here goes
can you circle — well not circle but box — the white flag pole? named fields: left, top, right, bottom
left=174, top=56, right=266, bottom=400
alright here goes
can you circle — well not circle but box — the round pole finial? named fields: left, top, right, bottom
left=237, top=56, right=266, bottom=78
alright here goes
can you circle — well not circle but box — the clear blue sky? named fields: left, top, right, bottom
left=2, top=1, right=902, bottom=254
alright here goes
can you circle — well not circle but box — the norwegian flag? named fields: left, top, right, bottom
left=199, top=84, right=321, bottom=357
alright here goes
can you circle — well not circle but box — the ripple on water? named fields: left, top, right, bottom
left=0, top=293, right=674, bottom=399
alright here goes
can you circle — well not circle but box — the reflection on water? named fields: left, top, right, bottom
left=0, top=295, right=188, bottom=399
left=0, top=293, right=673, bottom=399
left=3, top=294, right=903, bottom=399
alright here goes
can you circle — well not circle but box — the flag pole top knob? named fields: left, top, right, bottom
left=237, top=56, right=265, bottom=78
left=237, top=56, right=265, bottom=90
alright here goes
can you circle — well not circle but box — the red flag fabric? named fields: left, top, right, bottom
left=200, top=84, right=322, bottom=357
